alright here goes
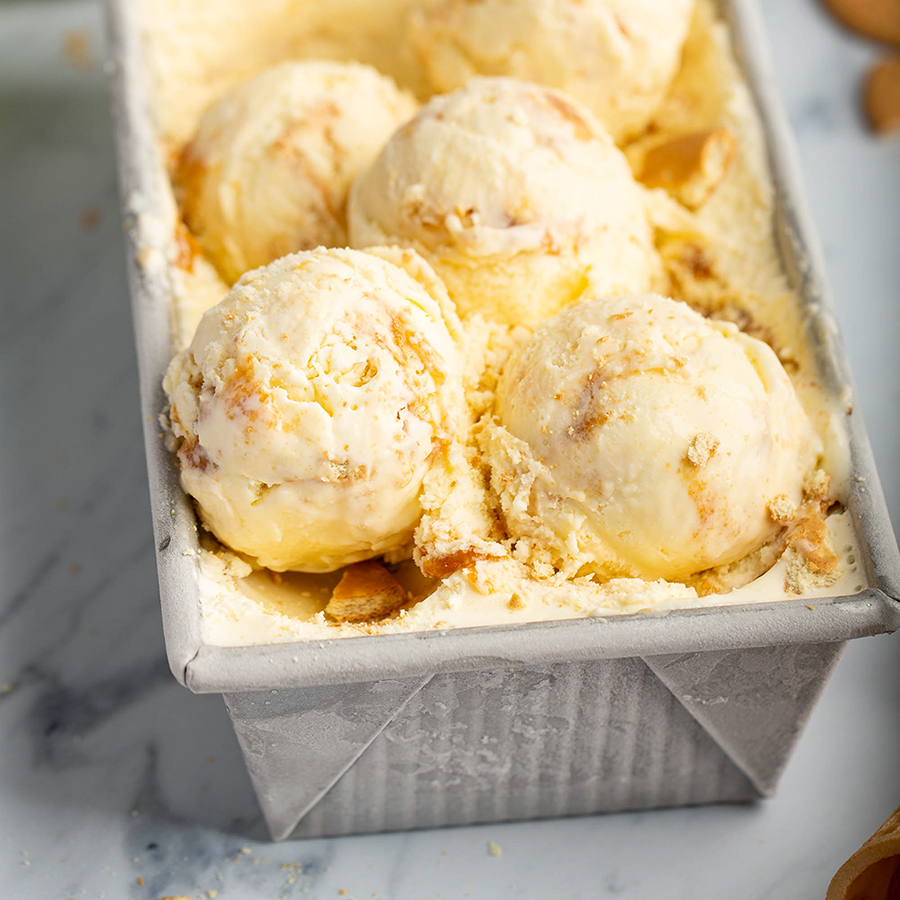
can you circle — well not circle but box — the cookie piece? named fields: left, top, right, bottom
left=324, top=560, right=408, bottom=623
left=821, top=0, right=900, bottom=46
left=865, top=56, right=900, bottom=133
left=638, top=129, right=737, bottom=209
left=827, top=805, right=900, bottom=900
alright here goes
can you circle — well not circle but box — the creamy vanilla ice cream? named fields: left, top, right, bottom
left=177, top=60, right=417, bottom=284
left=164, top=246, right=463, bottom=572
left=348, top=77, right=661, bottom=325
left=133, top=0, right=860, bottom=643
left=408, top=0, right=695, bottom=141
left=483, top=293, right=821, bottom=581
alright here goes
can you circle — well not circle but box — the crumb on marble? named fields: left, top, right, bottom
left=62, top=30, right=93, bottom=71
left=487, top=841, right=503, bottom=857
left=80, top=207, right=101, bottom=232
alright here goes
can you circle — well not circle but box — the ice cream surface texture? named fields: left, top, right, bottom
left=164, top=247, right=463, bottom=572
left=408, top=0, right=695, bottom=141
left=177, top=60, right=417, bottom=284
left=136, top=0, right=859, bottom=644
left=348, top=77, right=660, bottom=325
left=484, top=294, right=820, bottom=581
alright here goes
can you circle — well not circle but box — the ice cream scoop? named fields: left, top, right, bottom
left=177, top=60, right=417, bottom=284
left=348, top=77, right=660, bottom=326
left=484, top=293, right=819, bottom=581
left=164, top=246, right=463, bottom=572
left=408, top=0, right=695, bottom=142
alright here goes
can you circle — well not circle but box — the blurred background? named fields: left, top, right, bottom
left=0, top=0, right=898, bottom=897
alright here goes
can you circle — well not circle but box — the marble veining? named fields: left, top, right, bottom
left=0, top=0, right=898, bottom=898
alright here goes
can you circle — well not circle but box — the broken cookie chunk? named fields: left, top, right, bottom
left=325, top=560, right=409, bottom=623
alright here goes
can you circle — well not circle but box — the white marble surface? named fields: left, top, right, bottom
left=1, top=1, right=899, bottom=897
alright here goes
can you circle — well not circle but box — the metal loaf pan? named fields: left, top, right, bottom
left=107, top=0, right=900, bottom=841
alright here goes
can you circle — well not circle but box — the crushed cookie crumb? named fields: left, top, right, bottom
left=62, top=30, right=93, bottom=70
left=80, top=207, right=101, bottom=232
left=788, top=517, right=839, bottom=574
left=803, top=468, right=830, bottom=500
left=767, top=494, right=797, bottom=525
left=325, top=560, right=408, bottom=623
left=507, top=593, right=526, bottom=610
left=784, top=516, right=841, bottom=595
left=487, top=841, right=503, bottom=857
left=686, top=433, right=719, bottom=467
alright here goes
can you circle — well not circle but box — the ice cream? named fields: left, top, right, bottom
left=136, top=0, right=859, bottom=644
left=164, top=246, right=464, bottom=572
left=177, top=60, right=417, bottom=284
left=482, top=293, right=820, bottom=581
left=407, top=0, right=695, bottom=141
left=348, top=77, right=661, bottom=325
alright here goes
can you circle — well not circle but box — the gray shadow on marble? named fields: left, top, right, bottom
left=0, top=81, right=265, bottom=844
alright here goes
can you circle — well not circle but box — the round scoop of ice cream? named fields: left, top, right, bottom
left=408, top=0, right=694, bottom=142
left=177, top=61, right=417, bottom=284
left=164, top=246, right=463, bottom=573
left=487, top=293, right=819, bottom=581
left=348, top=77, right=659, bottom=326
